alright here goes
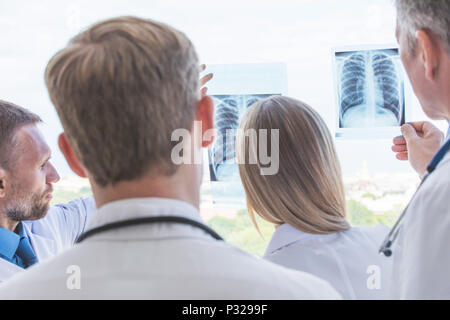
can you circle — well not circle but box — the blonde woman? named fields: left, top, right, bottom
left=236, top=95, right=392, bottom=299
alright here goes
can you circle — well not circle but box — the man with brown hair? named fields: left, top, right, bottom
left=0, top=16, right=339, bottom=299
left=0, top=100, right=95, bottom=282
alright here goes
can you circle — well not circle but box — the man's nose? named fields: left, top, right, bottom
left=47, top=162, right=60, bottom=184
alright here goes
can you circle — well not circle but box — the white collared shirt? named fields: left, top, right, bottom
left=264, top=224, right=393, bottom=299
left=0, top=197, right=341, bottom=299
left=0, top=197, right=95, bottom=283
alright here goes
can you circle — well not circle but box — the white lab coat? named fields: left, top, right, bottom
left=391, top=135, right=450, bottom=299
left=0, top=197, right=95, bottom=283
left=0, top=197, right=341, bottom=299
left=264, top=223, right=392, bottom=299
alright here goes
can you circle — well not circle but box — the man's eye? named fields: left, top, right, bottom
left=41, top=163, right=47, bottom=169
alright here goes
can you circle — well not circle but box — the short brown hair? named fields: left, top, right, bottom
left=0, top=100, right=42, bottom=170
left=45, top=16, right=200, bottom=187
left=236, top=96, right=350, bottom=234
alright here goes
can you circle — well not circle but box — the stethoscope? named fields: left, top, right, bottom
left=379, top=138, right=450, bottom=257
left=76, top=215, right=224, bottom=244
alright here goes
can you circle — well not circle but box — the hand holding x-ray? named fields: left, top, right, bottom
left=200, top=64, right=213, bottom=98
left=392, top=121, right=444, bottom=177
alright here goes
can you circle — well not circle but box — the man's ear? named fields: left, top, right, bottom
left=195, top=95, right=215, bottom=148
left=58, top=133, right=87, bottom=178
left=416, top=29, right=439, bottom=80
left=0, top=167, right=6, bottom=198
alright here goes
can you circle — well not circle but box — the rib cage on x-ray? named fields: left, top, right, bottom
left=372, top=53, right=401, bottom=120
left=339, top=51, right=402, bottom=127
left=213, top=96, right=240, bottom=176
left=210, top=94, right=272, bottom=181
left=341, top=53, right=366, bottom=116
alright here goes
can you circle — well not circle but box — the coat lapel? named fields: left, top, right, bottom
left=27, top=233, right=57, bottom=262
left=22, top=223, right=58, bottom=262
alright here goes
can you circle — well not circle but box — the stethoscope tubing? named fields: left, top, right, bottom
left=76, top=215, right=224, bottom=244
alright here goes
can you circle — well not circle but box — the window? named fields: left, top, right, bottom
left=1, top=0, right=447, bottom=256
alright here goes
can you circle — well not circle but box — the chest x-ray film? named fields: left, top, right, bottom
left=204, top=63, right=287, bottom=205
left=333, top=45, right=410, bottom=139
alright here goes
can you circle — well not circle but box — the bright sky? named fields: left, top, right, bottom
left=0, top=0, right=447, bottom=178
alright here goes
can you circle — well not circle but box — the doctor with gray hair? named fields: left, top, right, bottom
left=387, top=0, right=450, bottom=299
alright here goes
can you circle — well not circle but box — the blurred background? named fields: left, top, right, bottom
left=0, top=0, right=447, bottom=256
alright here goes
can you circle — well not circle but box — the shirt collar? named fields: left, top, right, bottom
left=446, top=124, right=450, bottom=141
left=86, top=197, right=203, bottom=232
left=264, top=223, right=338, bottom=257
left=0, top=222, right=24, bottom=260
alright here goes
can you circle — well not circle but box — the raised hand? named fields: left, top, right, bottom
left=200, top=64, right=213, bottom=98
left=392, top=121, right=444, bottom=177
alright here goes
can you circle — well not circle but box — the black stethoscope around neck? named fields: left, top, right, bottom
left=75, top=215, right=224, bottom=244
left=379, top=138, right=450, bottom=257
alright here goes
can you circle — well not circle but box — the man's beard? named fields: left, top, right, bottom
left=5, top=187, right=52, bottom=222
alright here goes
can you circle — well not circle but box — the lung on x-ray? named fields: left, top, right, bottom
left=203, top=63, right=287, bottom=205
left=209, top=94, right=274, bottom=182
left=333, top=47, right=406, bottom=138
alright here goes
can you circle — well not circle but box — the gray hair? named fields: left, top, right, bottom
left=395, top=0, right=450, bottom=54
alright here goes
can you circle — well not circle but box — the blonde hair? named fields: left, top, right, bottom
left=45, top=16, right=199, bottom=187
left=236, top=96, right=350, bottom=234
